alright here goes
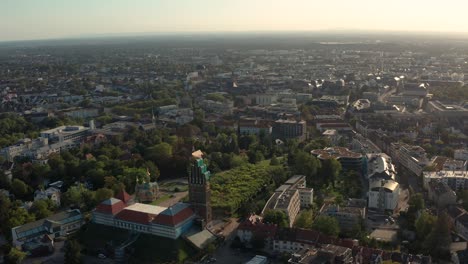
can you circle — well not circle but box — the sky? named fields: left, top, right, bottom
left=2, top=0, right=468, bottom=41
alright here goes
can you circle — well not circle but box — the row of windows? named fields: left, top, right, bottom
left=18, top=227, right=45, bottom=239
left=115, top=221, right=149, bottom=232
left=61, top=215, right=82, bottom=224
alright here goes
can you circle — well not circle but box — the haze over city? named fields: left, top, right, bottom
left=2, top=1, right=468, bottom=264
left=2, top=0, right=468, bottom=41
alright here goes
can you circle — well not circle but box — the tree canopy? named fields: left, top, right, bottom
left=312, top=215, right=340, bottom=237
left=263, top=210, right=289, bottom=227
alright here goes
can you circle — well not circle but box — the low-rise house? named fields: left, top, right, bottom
left=288, top=244, right=354, bottom=264
left=447, top=206, right=468, bottom=241
left=427, top=181, right=457, bottom=208
left=238, top=118, right=272, bottom=135
left=455, top=214, right=468, bottom=241
left=34, top=187, right=61, bottom=206
left=237, top=216, right=277, bottom=250
left=11, top=209, right=83, bottom=248
left=455, top=149, right=468, bottom=161
left=319, top=202, right=366, bottom=232
left=272, top=119, right=307, bottom=142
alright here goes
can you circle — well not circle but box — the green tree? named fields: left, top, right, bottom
left=319, top=158, right=342, bottom=186
left=415, top=211, right=436, bottom=240
left=263, top=210, right=289, bottom=227
left=7, top=207, right=35, bottom=230
left=270, top=155, right=280, bottom=166
left=442, top=147, right=454, bottom=158
left=422, top=213, right=451, bottom=259
left=145, top=142, right=173, bottom=162
left=144, top=160, right=160, bottom=181
left=11, top=178, right=29, bottom=199
left=205, top=93, right=226, bottom=102
left=104, top=176, right=126, bottom=195
left=407, top=193, right=425, bottom=227
left=409, top=193, right=425, bottom=211
left=206, top=243, right=216, bottom=254
left=120, top=167, right=149, bottom=194
left=294, top=210, right=314, bottom=229
left=312, top=215, right=340, bottom=237
left=0, top=170, right=11, bottom=190
left=30, top=200, right=53, bottom=219
left=95, top=188, right=114, bottom=203
left=0, top=194, right=11, bottom=235
left=293, top=151, right=320, bottom=185
left=248, top=150, right=264, bottom=164
left=64, top=239, right=83, bottom=264
left=460, top=190, right=468, bottom=211
left=62, top=185, right=85, bottom=207
left=7, top=248, right=27, bottom=264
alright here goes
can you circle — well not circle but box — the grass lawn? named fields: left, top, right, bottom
left=149, top=194, right=171, bottom=205
left=160, top=182, right=189, bottom=192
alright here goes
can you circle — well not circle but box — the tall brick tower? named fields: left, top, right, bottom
left=188, top=150, right=212, bottom=225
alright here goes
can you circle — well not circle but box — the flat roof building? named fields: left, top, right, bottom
left=311, top=147, right=365, bottom=174
left=92, top=195, right=196, bottom=239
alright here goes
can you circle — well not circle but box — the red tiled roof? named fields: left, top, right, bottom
left=296, top=229, right=320, bottom=243
left=337, top=239, right=356, bottom=249
left=95, top=198, right=126, bottom=215
left=317, top=233, right=336, bottom=245
left=115, top=189, right=131, bottom=204
left=115, top=209, right=155, bottom=225
left=238, top=219, right=278, bottom=239
left=153, top=207, right=194, bottom=226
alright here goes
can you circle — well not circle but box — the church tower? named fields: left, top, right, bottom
left=188, top=150, right=212, bottom=225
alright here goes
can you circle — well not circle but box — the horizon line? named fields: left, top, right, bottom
left=2, top=28, right=468, bottom=44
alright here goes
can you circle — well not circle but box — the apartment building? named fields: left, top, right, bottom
left=390, top=143, right=430, bottom=176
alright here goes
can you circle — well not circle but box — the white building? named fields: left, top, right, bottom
left=1, top=125, right=90, bottom=162
left=368, top=180, right=400, bottom=211
left=34, top=187, right=61, bottom=207
left=298, top=188, right=314, bottom=209
left=92, top=196, right=196, bottom=240
left=262, top=175, right=313, bottom=216
left=255, top=94, right=277, bottom=106
left=423, top=171, right=468, bottom=191
left=200, top=99, right=233, bottom=115
left=239, top=119, right=272, bottom=136
left=367, top=153, right=396, bottom=181
left=11, top=209, right=83, bottom=248
left=390, top=143, right=430, bottom=176
left=322, top=129, right=340, bottom=145
left=455, top=149, right=468, bottom=161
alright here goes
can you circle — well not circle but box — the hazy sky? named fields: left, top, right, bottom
left=2, top=0, right=468, bottom=41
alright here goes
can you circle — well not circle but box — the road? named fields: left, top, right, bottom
left=213, top=245, right=257, bottom=264
left=23, top=241, right=64, bottom=264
